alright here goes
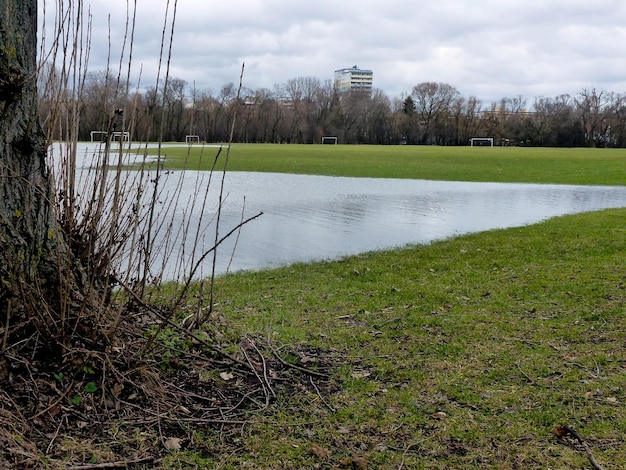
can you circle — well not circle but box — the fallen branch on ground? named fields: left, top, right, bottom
left=554, top=424, right=604, bottom=470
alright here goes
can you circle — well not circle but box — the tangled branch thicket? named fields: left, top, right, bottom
left=1, top=1, right=332, bottom=467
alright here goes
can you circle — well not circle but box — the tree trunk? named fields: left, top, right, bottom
left=0, top=0, right=104, bottom=356
left=0, top=0, right=57, bottom=294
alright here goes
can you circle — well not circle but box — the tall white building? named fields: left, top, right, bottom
left=333, top=66, right=373, bottom=93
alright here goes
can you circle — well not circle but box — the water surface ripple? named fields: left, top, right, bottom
left=194, top=172, right=626, bottom=274
left=52, top=143, right=626, bottom=276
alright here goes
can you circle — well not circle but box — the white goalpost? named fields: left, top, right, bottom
left=91, top=131, right=130, bottom=142
left=186, top=135, right=200, bottom=144
left=469, top=137, right=494, bottom=147
left=90, top=131, right=107, bottom=142
left=112, top=131, right=130, bottom=142
left=321, top=136, right=338, bottom=145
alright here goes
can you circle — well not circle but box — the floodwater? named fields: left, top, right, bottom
left=52, top=143, right=626, bottom=277
left=189, top=172, right=626, bottom=274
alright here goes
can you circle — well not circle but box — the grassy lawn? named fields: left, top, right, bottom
left=141, top=144, right=626, bottom=468
left=164, top=208, right=626, bottom=469
left=149, top=143, right=626, bottom=185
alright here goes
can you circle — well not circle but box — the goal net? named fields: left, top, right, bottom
left=469, top=137, right=494, bottom=147
left=90, top=131, right=130, bottom=142
left=112, top=131, right=130, bottom=142
left=90, top=131, right=107, bottom=142
left=321, top=136, right=338, bottom=145
left=186, top=135, right=200, bottom=144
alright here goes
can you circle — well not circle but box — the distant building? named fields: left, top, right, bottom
left=333, top=65, right=373, bottom=93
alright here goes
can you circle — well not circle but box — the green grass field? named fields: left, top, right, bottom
left=163, top=208, right=626, bottom=469
left=149, top=143, right=626, bottom=185
left=131, top=143, right=626, bottom=468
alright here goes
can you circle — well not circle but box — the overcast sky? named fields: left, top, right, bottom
left=41, top=0, right=626, bottom=105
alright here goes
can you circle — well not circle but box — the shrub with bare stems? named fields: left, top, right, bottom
left=0, top=1, right=327, bottom=467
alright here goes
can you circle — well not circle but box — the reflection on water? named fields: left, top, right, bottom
left=50, top=143, right=626, bottom=276
left=195, top=172, right=626, bottom=274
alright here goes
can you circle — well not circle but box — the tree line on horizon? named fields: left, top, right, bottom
left=39, top=67, right=626, bottom=147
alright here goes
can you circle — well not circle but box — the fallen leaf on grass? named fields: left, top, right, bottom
left=339, top=454, right=368, bottom=469
left=351, top=370, right=372, bottom=379
left=48, top=405, right=61, bottom=418
left=311, top=444, right=331, bottom=459
left=431, top=411, right=447, bottom=420
left=220, top=372, right=235, bottom=381
left=112, top=382, right=124, bottom=396
left=163, top=437, right=182, bottom=451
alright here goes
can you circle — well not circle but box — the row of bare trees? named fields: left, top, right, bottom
left=39, top=68, right=626, bottom=147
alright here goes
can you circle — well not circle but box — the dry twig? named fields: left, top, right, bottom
left=269, top=344, right=329, bottom=378
left=309, top=376, right=336, bottom=412
left=67, top=456, right=162, bottom=469
left=555, top=424, right=604, bottom=470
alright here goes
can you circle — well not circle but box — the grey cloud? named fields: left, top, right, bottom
left=41, top=0, right=626, bottom=104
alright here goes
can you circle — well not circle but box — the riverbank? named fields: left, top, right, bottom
left=164, top=207, right=626, bottom=468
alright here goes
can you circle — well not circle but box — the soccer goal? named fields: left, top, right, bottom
left=469, top=137, right=494, bottom=147
left=111, top=131, right=130, bottom=142
left=321, top=136, right=338, bottom=145
left=90, top=131, right=108, bottom=142
left=186, top=135, right=200, bottom=144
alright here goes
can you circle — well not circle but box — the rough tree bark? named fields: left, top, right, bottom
left=0, top=0, right=101, bottom=354
left=0, top=0, right=57, bottom=295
